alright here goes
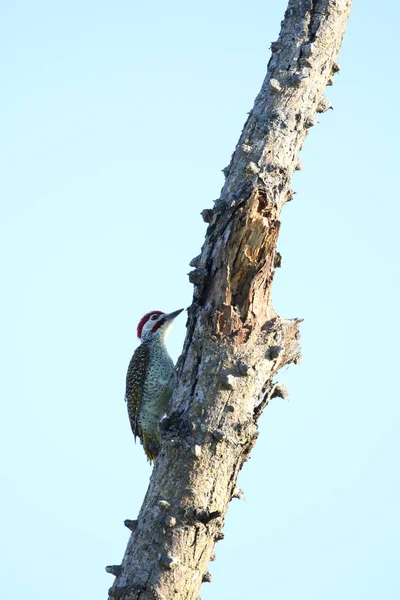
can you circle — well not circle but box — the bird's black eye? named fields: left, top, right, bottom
left=151, top=315, right=158, bottom=320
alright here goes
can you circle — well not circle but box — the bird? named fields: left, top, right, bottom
left=125, top=308, right=184, bottom=461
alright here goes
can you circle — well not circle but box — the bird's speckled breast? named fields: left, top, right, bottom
left=138, top=340, right=175, bottom=436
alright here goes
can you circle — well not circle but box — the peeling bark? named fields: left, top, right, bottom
left=107, top=1, right=353, bottom=598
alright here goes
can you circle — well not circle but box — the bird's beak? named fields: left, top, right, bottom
left=164, top=308, right=184, bottom=322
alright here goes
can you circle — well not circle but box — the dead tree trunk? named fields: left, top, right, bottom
left=107, top=1, right=353, bottom=598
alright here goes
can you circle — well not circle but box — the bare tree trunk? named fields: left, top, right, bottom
left=107, top=1, right=353, bottom=598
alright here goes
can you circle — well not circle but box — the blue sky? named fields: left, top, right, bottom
left=1, top=1, right=399, bottom=599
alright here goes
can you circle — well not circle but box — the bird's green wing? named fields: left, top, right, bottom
left=125, top=344, right=150, bottom=440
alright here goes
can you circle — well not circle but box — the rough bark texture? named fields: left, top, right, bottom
left=107, top=1, right=353, bottom=598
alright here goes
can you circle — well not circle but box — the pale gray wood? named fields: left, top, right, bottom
left=107, top=1, right=353, bottom=598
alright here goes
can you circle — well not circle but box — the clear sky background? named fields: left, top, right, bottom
left=1, top=1, right=399, bottom=599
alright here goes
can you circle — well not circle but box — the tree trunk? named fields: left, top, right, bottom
left=107, top=1, right=353, bottom=598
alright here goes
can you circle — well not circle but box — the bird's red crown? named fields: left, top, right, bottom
left=137, top=311, right=164, bottom=338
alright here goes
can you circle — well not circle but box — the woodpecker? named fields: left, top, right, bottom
left=125, top=308, right=184, bottom=462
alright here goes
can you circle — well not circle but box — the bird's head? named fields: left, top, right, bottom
left=137, top=308, right=184, bottom=342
